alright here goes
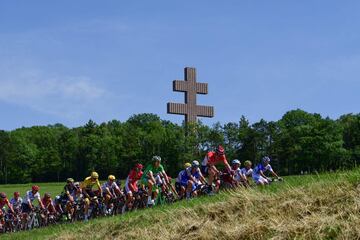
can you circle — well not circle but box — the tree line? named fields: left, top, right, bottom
left=0, top=109, right=359, bottom=184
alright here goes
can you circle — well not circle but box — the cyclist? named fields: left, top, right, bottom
left=201, top=145, right=232, bottom=193
left=141, top=156, right=170, bottom=206
left=10, top=192, right=23, bottom=213
left=123, top=163, right=144, bottom=213
left=231, top=159, right=247, bottom=186
left=22, top=186, right=44, bottom=212
left=0, top=192, right=14, bottom=219
left=240, top=160, right=253, bottom=185
left=175, top=163, right=192, bottom=198
left=182, top=160, right=206, bottom=199
left=80, top=172, right=102, bottom=221
left=57, top=178, right=77, bottom=218
left=101, top=175, right=121, bottom=212
left=41, top=193, right=56, bottom=215
left=21, top=186, right=45, bottom=221
left=252, top=156, right=281, bottom=185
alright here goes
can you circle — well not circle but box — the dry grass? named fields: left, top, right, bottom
left=50, top=179, right=360, bottom=240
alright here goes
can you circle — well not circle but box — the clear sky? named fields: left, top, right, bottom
left=0, top=1, right=359, bottom=130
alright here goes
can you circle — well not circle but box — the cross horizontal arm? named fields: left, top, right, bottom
left=173, top=80, right=188, bottom=92
left=196, top=83, right=208, bottom=94
left=167, top=103, right=188, bottom=115
left=196, top=105, right=214, bottom=118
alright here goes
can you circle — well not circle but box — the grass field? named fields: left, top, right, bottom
left=2, top=169, right=360, bottom=240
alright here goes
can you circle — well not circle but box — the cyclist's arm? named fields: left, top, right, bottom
left=148, top=170, right=156, bottom=183
left=80, top=183, right=90, bottom=198
left=208, top=164, right=219, bottom=174
left=225, top=162, right=232, bottom=173
left=96, top=181, right=102, bottom=195
left=259, top=170, right=267, bottom=178
left=128, top=180, right=136, bottom=192
left=239, top=171, right=247, bottom=182
left=25, top=193, right=33, bottom=209
left=114, top=185, right=121, bottom=195
left=270, top=170, right=280, bottom=179
left=162, top=171, right=170, bottom=184
left=105, top=187, right=112, bottom=196
left=7, top=201, right=14, bottom=213
left=38, top=197, right=45, bottom=209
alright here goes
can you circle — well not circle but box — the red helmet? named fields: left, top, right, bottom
left=135, top=163, right=143, bottom=170
left=14, top=192, right=20, bottom=197
left=215, top=145, right=225, bottom=155
left=32, top=185, right=40, bottom=192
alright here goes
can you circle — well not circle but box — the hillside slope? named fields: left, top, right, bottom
left=4, top=170, right=360, bottom=240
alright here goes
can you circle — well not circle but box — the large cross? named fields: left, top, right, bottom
left=167, top=67, right=214, bottom=123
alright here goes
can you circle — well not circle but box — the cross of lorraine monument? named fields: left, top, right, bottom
left=167, top=67, right=214, bottom=123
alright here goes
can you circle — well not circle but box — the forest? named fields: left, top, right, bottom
left=0, top=109, right=359, bottom=184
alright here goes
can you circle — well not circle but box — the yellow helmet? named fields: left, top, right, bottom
left=244, top=160, right=252, bottom=167
left=91, top=172, right=99, bottom=179
left=184, top=162, right=191, bottom=169
left=108, top=175, right=116, bottom=181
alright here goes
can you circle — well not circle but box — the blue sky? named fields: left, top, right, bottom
left=0, top=1, right=359, bottom=130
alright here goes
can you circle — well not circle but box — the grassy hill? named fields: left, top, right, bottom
left=3, top=169, right=360, bottom=240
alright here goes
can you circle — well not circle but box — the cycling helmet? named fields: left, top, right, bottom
left=67, top=178, right=74, bottom=183
left=14, top=192, right=20, bottom=198
left=215, top=145, right=225, bottom=155
left=135, top=163, right=144, bottom=170
left=32, top=185, right=40, bottom=192
left=232, top=159, right=241, bottom=165
left=262, top=156, right=271, bottom=163
left=192, top=160, right=200, bottom=168
left=184, top=162, right=191, bottom=169
left=108, top=175, right=116, bottom=181
left=152, top=156, right=162, bottom=162
left=0, top=192, right=6, bottom=199
left=74, top=182, right=80, bottom=188
left=44, top=193, right=51, bottom=199
left=244, top=160, right=252, bottom=167
left=91, top=172, right=99, bottom=179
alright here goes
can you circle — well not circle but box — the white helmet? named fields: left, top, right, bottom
left=192, top=160, right=200, bottom=168
left=232, top=159, right=241, bottom=165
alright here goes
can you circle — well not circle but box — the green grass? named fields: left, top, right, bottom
left=2, top=169, right=360, bottom=240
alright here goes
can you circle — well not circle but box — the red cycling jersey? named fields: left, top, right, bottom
left=125, top=169, right=143, bottom=193
left=206, top=151, right=228, bottom=166
left=128, top=169, right=143, bottom=184
left=0, top=198, right=10, bottom=209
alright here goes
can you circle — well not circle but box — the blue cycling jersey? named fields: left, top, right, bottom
left=253, top=163, right=273, bottom=175
left=179, top=167, right=202, bottom=183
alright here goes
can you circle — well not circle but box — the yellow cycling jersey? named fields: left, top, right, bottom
left=81, top=177, right=101, bottom=190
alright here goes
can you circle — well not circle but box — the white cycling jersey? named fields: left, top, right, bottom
left=241, top=168, right=253, bottom=177
left=101, top=181, right=119, bottom=192
left=233, top=168, right=243, bottom=182
left=24, top=191, right=41, bottom=203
